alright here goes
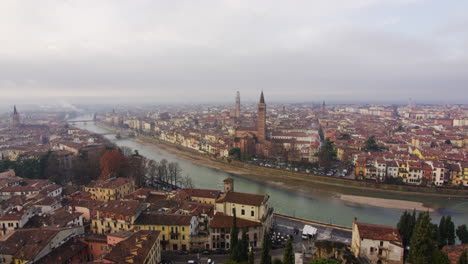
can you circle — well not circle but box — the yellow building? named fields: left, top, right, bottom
left=462, top=162, right=468, bottom=186
left=412, top=148, right=439, bottom=160
left=397, top=161, right=408, bottom=180
left=134, top=213, right=197, bottom=251
left=85, top=177, right=135, bottom=202
left=92, top=200, right=146, bottom=234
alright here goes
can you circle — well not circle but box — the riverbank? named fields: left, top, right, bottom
left=94, top=122, right=468, bottom=200
left=340, top=194, right=435, bottom=212
left=135, top=134, right=468, bottom=198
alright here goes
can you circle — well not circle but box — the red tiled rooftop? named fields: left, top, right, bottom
left=216, top=191, right=267, bottom=207
left=356, top=222, right=402, bottom=244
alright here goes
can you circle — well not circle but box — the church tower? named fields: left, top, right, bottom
left=235, top=91, right=241, bottom=119
left=11, top=105, right=20, bottom=129
left=257, top=91, right=267, bottom=142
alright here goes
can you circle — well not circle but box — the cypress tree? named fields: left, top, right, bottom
left=457, top=225, right=468, bottom=244
left=439, top=216, right=447, bottom=247
left=248, top=248, right=255, bottom=264
left=409, top=212, right=435, bottom=264
left=238, top=231, right=249, bottom=262
left=397, top=210, right=417, bottom=254
left=446, top=216, right=456, bottom=246
left=439, top=215, right=456, bottom=247
left=283, top=237, right=294, bottom=264
left=459, top=250, right=468, bottom=264
left=397, top=211, right=411, bottom=249
left=432, top=249, right=450, bottom=264
left=260, top=231, right=272, bottom=264
left=230, top=210, right=240, bottom=262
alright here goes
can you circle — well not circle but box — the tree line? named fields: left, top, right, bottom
left=0, top=149, right=101, bottom=185
left=99, top=146, right=193, bottom=189
left=397, top=210, right=468, bottom=264
left=0, top=145, right=193, bottom=190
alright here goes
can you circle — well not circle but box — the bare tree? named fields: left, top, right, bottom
left=145, top=159, right=158, bottom=186
left=180, top=174, right=194, bottom=188
left=168, top=162, right=182, bottom=187
left=158, top=159, right=168, bottom=184
left=120, top=146, right=133, bottom=157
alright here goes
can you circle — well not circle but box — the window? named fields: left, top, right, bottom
left=232, top=208, right=235, bottom=214
left=380, top=241, right=383, bottom=246
left=182, top=227, right=185, bottom=231
left=251, top=211, right=255, bottom=217
left=241, top=209, right=245, bottom=215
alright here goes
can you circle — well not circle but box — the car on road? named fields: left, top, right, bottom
left=213, top=248, right=228, bottom=255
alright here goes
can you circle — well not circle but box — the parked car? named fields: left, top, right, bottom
left=214, top=248, right=228, bottom=255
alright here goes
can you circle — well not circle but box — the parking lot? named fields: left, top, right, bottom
left=273, top=214, right=352, bottom=254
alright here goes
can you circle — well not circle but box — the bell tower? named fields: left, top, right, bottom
left=257, top=91, right=266, bottom=142
left=224, top=178, right=234, bottom=192
left=11, top=105, right=20, bottom=129
left=235, top=91, right=241, bottom=119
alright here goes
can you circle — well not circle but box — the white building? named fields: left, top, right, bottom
left=351, top=219, right=404, bottom=264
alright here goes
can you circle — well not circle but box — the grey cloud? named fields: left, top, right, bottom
left=0, top=0, right=467, bottom=104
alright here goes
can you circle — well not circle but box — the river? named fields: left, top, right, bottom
left=72, top=119, right=468, bottom=228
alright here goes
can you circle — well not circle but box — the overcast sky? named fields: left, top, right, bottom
left=0, top=0, right=467, bottom=105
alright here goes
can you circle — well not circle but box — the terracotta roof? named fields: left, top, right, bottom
left=148, top=199, right=181, bottom=212
left=182, top=188, right=221, bottom=199
left=134, top=213, right=192, bottom=226
left=442, top=244, right=468, bottom=264
left=0, top=228, right=62, bottom=261
left=36, top=239, right=87, bottom=264
left=24, top=208, right=82, bottom=228
left=87, top=177, right=134, bottom=189
left=84, top=233, right=107, bottom=243
left=356, top=222, right=402, bottom=244
left=97, top=200, right=145, bottom=216
left=107, top=230, right=134, bottom=239
left=216, top=191, right=267, bottom=206
left=104, top=230, right=160, bottom=264
left=209, top=213, right=262, bottom=228
left=70, top=199, right=104, bottom=209
left=0, top=179, right=50, bottom=193
left=179, top=201, right=215, bottom=217
left=0, top=207, right=28, bottom=221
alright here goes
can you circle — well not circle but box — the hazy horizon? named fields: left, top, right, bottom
left=1, top=0, right=467, bottom=104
